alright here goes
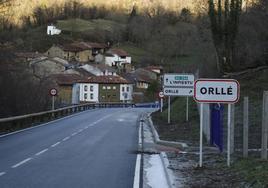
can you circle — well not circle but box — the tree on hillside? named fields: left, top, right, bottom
left=208, top=0, right=242, bottom=73
left=0, top=0, right=12, bottom=30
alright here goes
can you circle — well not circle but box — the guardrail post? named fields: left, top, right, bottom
left=261, top=91, right=268, bottom=160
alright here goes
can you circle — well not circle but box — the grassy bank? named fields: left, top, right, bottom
left=152, top=97, right=200, bottom=145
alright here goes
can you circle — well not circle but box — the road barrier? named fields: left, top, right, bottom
left=0, top=102, right=135, bottom=135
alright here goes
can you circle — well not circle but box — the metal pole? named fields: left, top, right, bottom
left=168, top=96, right=171, bottom=124
left=243, top=97, right=249, bottom=158
left=52, top=96, right=55, bottom=111
left=261, top=91, right=268, bottom=159
left=227, top=103, right=231, bottom=166
left=199, top=103, right=203, bottom=167
left=186, top=97, right=189, bottom=122
left=161, top=98, right=163, bottom=112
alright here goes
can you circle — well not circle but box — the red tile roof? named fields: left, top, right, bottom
left=60, top=42, right=107, bottom=52
left=146, top=65, right=163, bottom=71
left=86, top=42, right=108, bottom=49
left=81, top=75, right=130, bottom=84
left=109, top=49, right=128, bottom=57
left=62, top=42, right=90, bottom=52
left=51, top=74, right=84, bottom=85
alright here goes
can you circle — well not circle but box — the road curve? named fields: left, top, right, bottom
left=0, top=108, right=152, bottom=188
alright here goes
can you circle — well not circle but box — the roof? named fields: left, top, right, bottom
left=123, top=72, right=154, bottom=84
left=108, top=48, right=128, bottom=57
left=94, top=64, right=116, bottom=73
left=61, top=42, right=90, bottom=52
left=86, top=42, right=108, bottom=49
left=50, top=74, right=85, bottom=85
left=59, top=42, right=107, bottom=52
left=80, top=75, right=131, bottom=84
left=145, top=65, right=163, bottom=71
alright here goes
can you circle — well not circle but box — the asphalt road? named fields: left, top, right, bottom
left=0, top=108, right=152, bottom=188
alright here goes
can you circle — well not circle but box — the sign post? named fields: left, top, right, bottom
left=186, top=97, right=189, bottom=122
left=199, top=103, right=203, bottom=167
left=168, top=96, right=171, bottom=124
left=194, top=79, right=240, bottom=167
left=49, top=88, right=57, bottom=111
left=158, top=91, right=164, bottom=112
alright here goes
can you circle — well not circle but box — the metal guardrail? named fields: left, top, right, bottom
left=0, top=102, right=135, bottom=134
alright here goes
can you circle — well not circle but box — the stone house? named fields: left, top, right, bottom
left=46, top=42, right=108, bottom=63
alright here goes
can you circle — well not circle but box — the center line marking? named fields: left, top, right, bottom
left=12, top=158, right=32, bottom=168
left=0, top=172, right=6, bottom=177
left=71, top=132, right=77, bottom=136
left=35, top=149, right=48, bottom=156
left=51, top=142, right=61, bottom=147
left=62, top=136, right=70, bottom=141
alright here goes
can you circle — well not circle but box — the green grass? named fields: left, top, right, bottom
left=116, top=43, right=151, bottom=65
left=152, top=97, right=200, bottom=144
left=56, top=18, right=125, bottom=32
left=232, top=158, right=268, bottom=187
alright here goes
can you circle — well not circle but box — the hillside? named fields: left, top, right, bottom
left=2, top=0, right=259, bottom=27
left=56, top=19, right=126, bottom=33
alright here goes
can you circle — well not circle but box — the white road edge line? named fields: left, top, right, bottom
left=62, top=136, right=70, bottom=141
left=35, top=149, right=49, bottom=156
left=133, top=154, right=141, bottom=188
left=51, top=142, right=61, bottom=148
left=133, top=120, right=143, bottom=188
left=0, top=172, right=6, bottom=177
left=12, top=158, right=32, bottom=168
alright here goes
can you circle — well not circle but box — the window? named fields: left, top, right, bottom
left=84, top=85, right=88, bottom=91
left=84, top=93, right=88, bottom=100
left=107, top=86, right=111, bottom=90
left=103, top=86, right=106, bottom=90
left=90, top=93, right=93, bottom=100
left=126, top=87, right=129, bottom=92
left=90, top=86, right=93, bottom=92
left=113, top=86, right=116, bottom=90
left=122, top=87, right=125, bottom=92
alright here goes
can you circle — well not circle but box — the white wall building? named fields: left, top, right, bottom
left=79, top=83, right=99, bottom=102
left=72, top=84, right=80, bottom=104
left=120, top=84, right=133, bottom=102
left=104, top=49, right=131, bottom=67
left=47, top=25, right=61, bottom=35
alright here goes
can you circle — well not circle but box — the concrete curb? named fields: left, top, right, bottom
left=147, top=116, right=188, bottom=150
left=145, top=113, right=186, bottom=188
left=159, top=152, right=176, bottom=188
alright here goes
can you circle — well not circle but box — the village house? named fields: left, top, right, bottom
left=47, top=24, right=61, bottom=35
left=46, top=42, right=108, bottom=63
left=104, top=49, right=132, bottom=72
left=50, top=74, right=85, bottom=105
left=77, top=75, right=133, bottom=103
left=30, top=56, right=72, bottom=78
left=124, top=68, right=157, bottom=89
